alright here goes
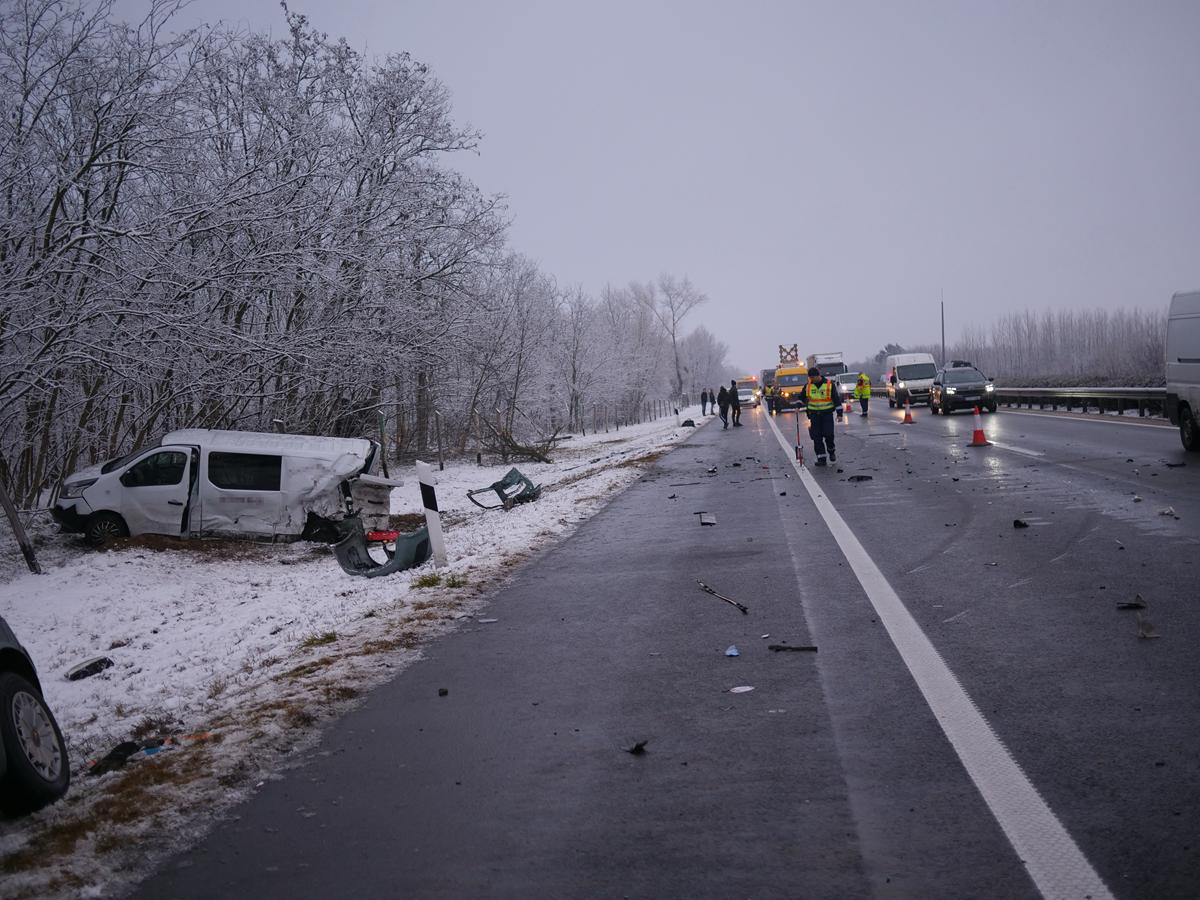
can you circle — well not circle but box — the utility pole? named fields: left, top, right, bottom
left=940, top=289, right=946, bottom=367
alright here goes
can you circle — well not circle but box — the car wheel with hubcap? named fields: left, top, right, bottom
left=0, top=672, right=70, bottom=814
left=85, top=511, right=128, bottom=546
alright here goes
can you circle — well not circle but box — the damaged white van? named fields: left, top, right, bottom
left=52, top=430, right=394, bottom=544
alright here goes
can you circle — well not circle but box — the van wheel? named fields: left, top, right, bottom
left=85, top=512, right=128, bottom=546
left=0, top=672, right=70, bottom=814
left=1181, top=405, right=1200, bottom=452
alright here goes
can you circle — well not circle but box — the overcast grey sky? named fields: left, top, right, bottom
left=118, top=0, right=1200, bottom=372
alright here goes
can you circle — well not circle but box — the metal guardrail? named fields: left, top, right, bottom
left=865, top=385, right=1168, bottom=417
left=994, top=387, right=1166, bottom=417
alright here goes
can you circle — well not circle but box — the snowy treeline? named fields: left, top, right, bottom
left=0, top=0, right=733, bottom=504
left=853, top=307, right=1167, bottom=386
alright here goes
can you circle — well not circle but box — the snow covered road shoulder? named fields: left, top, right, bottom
left=0, top=408, right=709, bottom=899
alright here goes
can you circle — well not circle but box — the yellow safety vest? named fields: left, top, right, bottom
left=854, top=375, right=871, bottom=399
left=805, top=381, right=834, bottom=412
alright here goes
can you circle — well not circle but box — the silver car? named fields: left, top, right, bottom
left=1, top=615, right=70, bottom=813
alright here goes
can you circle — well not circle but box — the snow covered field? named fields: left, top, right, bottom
left=0, top=408, right=711, bottom=899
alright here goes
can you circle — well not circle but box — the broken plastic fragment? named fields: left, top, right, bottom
left=625, top=740, right=648, bottom=755
left=729, top=685, right=754, bottom=693
left=725, top=645, right=740, bottom=657
left=67, top=656, right=114, bottom=681
left=847, top=474, right=873, bottom=483
left=478, top=618, right=499, bottom=624
left=1013, top=519, right=1030, bottom=528
left=1159, top=507, right=1177, bottom=517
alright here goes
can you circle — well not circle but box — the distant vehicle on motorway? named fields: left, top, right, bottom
left=1166, top=290, right=1200, bottom=452
left=1, top=615, right=70, bottom=814
left=884, top=352, right=938, bottom=407
left=931, top=364, right=997, bottom=414
left=833, top=372, right=860, bottom=401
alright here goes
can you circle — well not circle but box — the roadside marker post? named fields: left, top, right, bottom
left=415, top=460, right=448, bottom=567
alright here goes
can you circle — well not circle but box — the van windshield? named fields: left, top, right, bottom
left=100, top=448, right=146, bottom=474
left=897, top=363, right=937, bottom=380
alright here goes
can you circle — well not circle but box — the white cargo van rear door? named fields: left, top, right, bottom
left=117, top=446, right=193, bottom=536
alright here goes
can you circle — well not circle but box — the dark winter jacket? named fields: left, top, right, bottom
left=716, top=387, right=729, bottom=408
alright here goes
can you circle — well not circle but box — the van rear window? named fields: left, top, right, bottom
left=208, top=452, right=282, bottom=491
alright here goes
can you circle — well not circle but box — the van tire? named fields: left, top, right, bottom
left=1181, top=405, right=1200, bottom=453
left=0, top=672, right=71, bottom=814
left=85, top=512, right=128, bottom=546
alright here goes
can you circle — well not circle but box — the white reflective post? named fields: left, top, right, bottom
left=415, top=460, right=447, bottom=568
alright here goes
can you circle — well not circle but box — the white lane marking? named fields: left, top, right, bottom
left=1001, top=409, right=1174, bottom=430
left=987, top=440, right=1045, bottom=458
left=764, top=412, right=1114, bottom=900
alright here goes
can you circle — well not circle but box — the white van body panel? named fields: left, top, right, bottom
left=55, top=430, right=385, bottom=541
left=1165, top=291, right=1200, bottom=448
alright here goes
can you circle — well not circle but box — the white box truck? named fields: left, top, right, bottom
left=52, top=429, right=397, bottom=544
left=1166, top=290, right=1200, bottom=452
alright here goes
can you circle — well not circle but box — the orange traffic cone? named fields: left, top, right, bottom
left=902, top=398, right=914, bottom=424
left=844, top=398, right=853, bottom=415
left=968, top=405, right=992, bottom=447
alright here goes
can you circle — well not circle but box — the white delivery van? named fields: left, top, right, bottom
left=1166, top=290, right=1200, bottom=452
left=52, top=430, right=395, bottom=544
left=883, top=352, right=938, bottom=407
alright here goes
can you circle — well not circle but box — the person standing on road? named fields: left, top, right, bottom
left=701, top=388, right=710, bottom=416
left=729, top=379, right=742, bottom=427
left=716, top=385, right=730, bottom=429
left=804, top=367, right=842, bottom=466
left=854, top=372, right=871, bottom=417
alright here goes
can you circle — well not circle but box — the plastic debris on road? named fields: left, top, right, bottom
left=729, top=686, right=754, bottom=693
left=66, top=656, right=114, bottom=681
left=625, top=740, right=648, bottom=755
left=768, top=644, right=818, bottom=652
left=1136, top=611, right=1160, bottom=639
left=1013, top=519, right=1030, bottom=528
left=478, top=618, right=499, bottom=624
left=725, top=645, right=740, bottom=657
left=847, top=474, right=873, bottom=483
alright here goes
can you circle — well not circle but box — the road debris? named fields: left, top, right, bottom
left=768, top=644, right=818, bottom=652
left=729, top=686, right=755, bottom=693
left=1136, top=611, right=1160, bottom=639
left=725, top=645, right=740, bottom=657
left=1013, top=519, right=1030, bottom=528
left=1117, top=594, right=1147, bottom=610
left=438, top=688, right=449, bottom=696
left=681, top=419, right=696, bottom=427
left=667, top=493, right=678, bottom=499
left=66, top=656, right=114, bottom=681
left=625, top=740, right=649, bottom=755
left=847, top=474, right=873, bottom=483
left=1165, top=461, right=1186, bottom=468
left=696, top=580, right=749, bottom=614
left=466, top=467, right=543, bottom=510
left=1159, top=507, right=1177, bottom=517
left=697, top=512, right=717, bottom=526
left=706, top=466, right=718, bottom=475
left=478, top=618, right=499, bottom=624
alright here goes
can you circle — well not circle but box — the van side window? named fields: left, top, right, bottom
left=208, top=452, right=282, bottom=491
left=120, top=451, right=188, bottom=488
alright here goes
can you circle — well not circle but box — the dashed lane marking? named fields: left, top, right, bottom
left=763, top=411, right=1114, bottom=900
left=988, top=440, right=1046, bottom=458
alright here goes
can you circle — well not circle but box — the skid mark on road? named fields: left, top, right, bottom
left=764, top=412, right=1114, bottom=900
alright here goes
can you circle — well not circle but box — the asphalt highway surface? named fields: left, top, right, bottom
left=133, top=403, right=1200, bottom=899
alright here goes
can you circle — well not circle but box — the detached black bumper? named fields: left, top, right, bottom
left=51, top=503, right=88, bottom=533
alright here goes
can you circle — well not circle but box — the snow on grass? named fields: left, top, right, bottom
left=0, top=407, right=710, bottom=899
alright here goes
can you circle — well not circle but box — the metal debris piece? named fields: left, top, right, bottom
left=698, top=513, right=717, bottom=526
left=1013, top=519, right=1030, bottom=528
left=768, top=644, right=818, bottom=652
left=847, top=475, right=873, bottom=483
left=67, top=656, right=114, bottom=681
left=625, top=740, right=648, bottom=755
left=1136, top=611, right=1160, bottom=639
left=1117, top=595, right=1147, bottom=611
left=696, top=580, right=749, bottom=614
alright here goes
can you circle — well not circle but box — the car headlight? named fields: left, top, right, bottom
left=897, top=381, right=906, bottom=389
left=945, top=387, right=957, bottom=394
left=62, top=478, right=97, bottom=499
left=985, top=384, right=995, bottom=392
